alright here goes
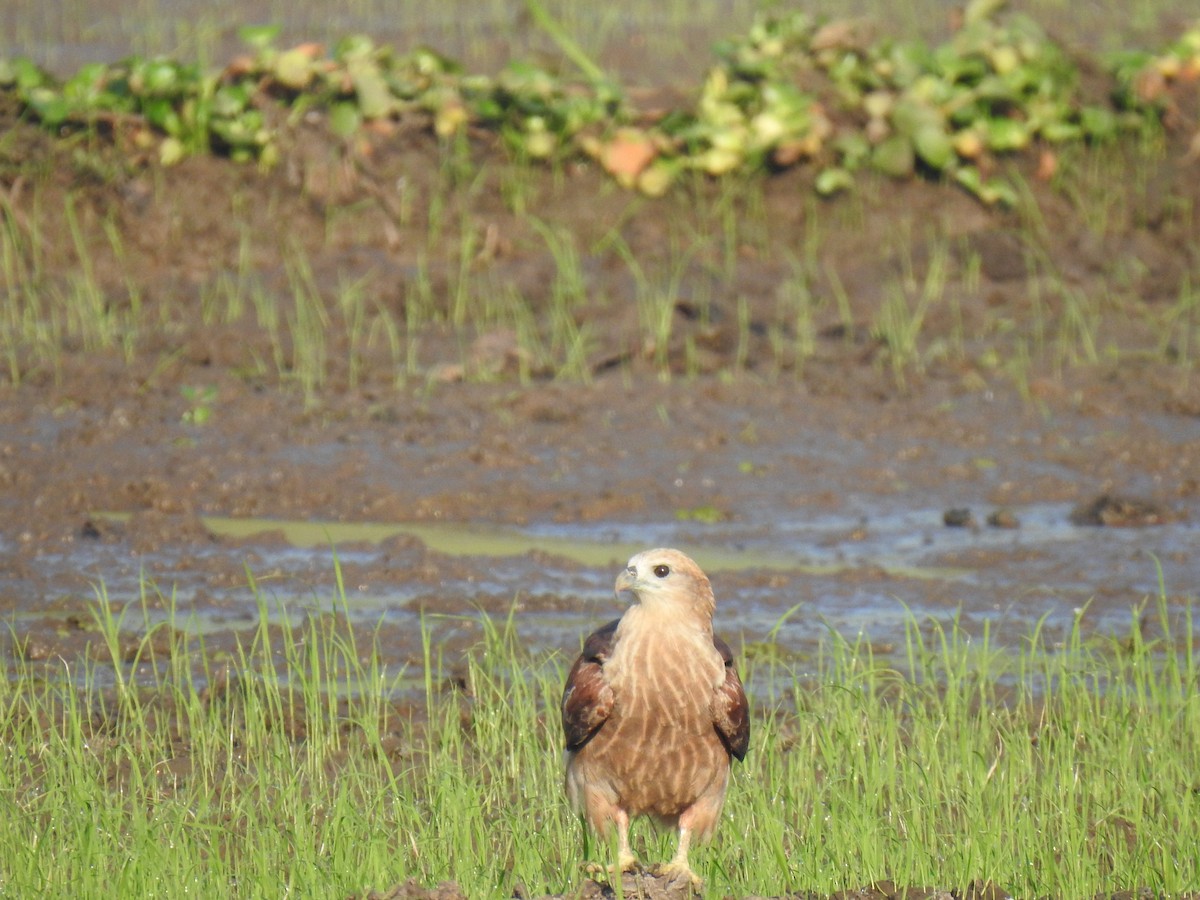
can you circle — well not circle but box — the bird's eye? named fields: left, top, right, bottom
left=653, top=564, right=670, bottom=578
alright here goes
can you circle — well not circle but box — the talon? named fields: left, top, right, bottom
left=617, top=848, right=639, bottom=873
left=583, top=855, right=640, bottom=881
left=650, top=860, right=703, bottom=889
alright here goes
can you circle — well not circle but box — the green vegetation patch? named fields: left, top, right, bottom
left=1, top=575, right=1197, bottom=897
left=2, top=1, right=1197, bottom=203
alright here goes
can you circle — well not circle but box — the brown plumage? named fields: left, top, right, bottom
left=561, top=548, right=750, bottom=887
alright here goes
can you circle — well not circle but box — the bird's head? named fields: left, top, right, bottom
left=615, top=548, right=716, bottom=621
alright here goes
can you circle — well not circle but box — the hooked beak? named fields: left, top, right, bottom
left=614, top=564, right=638, bottom=597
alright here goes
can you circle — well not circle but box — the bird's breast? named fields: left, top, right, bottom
left=605, top=619, right=724, bottom=726
left=572, top=618, right=729, bottom=818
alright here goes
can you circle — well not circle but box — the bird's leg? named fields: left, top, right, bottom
left=583, top=809, right=639, bottom=880
left=615, top=809, right=637, bottom=872
left=651, top=825, right=702, bottom=888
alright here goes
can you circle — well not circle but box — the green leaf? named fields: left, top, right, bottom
left=872, top=134, right=915, bottom=177
left=347, top=58, right=396, bottom=119
left=142, top=97, right=181, bottom=133
left=62, top=63, right=109, bottom=105
left=132, top=59, right=181, bottom=97
left=26, top=89, right=71, bottom=125
left=1079, top=106, right=1118, bottom=140
left=521, top=117, right=557, bottom=159
left=210, top=109, right=267, bottom=148
left=1040, top=120, right=1082, bottom=143
left=886, top=42, right=933, bottom=87
left=890, top=97, right=943, bottom=137
left=159, top=136, right=186, bottom=165
left=497, top=60, right=557, bottom=98
left=333, top=34, right=376, bottom=63
left=964, top=0, right=1008, bottom=26
left=328, top=102, right=362, bottom=138
left=636, top=159, right=679, bottom=198
left=834, top=132, right=871, bottom=168
left=815, top=167, right=856, bottom=196
left=211, top=83, right=251, bottom=118
left=913, top=123, right=954, bottom=169
left=983, top=117, right=1030, bottom=151
left=274, top=47, right=315, bottom=89
left=954, top=166, right=1017, bottom=205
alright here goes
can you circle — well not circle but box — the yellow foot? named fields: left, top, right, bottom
left=650, top=860, right=703, bottom=890
left=582, top=853, right=639, bottom=881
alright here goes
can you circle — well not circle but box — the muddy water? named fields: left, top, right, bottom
left=4, top=376, right=1196, bottom=694
left=90, top=498, right=1197, bottom=647
left=100, top=498, right=1200, bottom=632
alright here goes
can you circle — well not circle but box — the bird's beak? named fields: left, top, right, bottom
left=614, top=565, right=638, bottom=597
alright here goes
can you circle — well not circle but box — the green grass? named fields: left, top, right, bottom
left=1, top=154, right=1198, bottom=393
left=1, top=571, right=1197, bottom=897
left=2, top=5, right=1199, bottom=393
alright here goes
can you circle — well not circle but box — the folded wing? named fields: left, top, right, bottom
left=561, top=618, right=619, bottom=752
left=712, top=634, right=750, bottom=761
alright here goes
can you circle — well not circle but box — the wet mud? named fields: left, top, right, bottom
left=3, top=337, right=1196, bottom=688
left=367, top=872, right=1192, bottom=900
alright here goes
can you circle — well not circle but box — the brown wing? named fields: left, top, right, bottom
left=712, top=633, right=750, bottom=761
left=561, top=618, right=619, bottom=752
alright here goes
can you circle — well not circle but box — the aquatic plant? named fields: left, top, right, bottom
left=0, top=4, right=1194, bottom=204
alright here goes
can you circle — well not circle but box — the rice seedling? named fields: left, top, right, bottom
left=625, top=238, right=699, bottom=380
left=547, top=306, right=594, bottom=383
left=61, top=196, right=113, bottom=346
left=446, top=179, right=493, bottom=329
left=2, top=2, right=1197, bottom=398
left=868, top=235, right=952, bottom=388
left=199, top=227, right=256, bottom=327
left=528, top=217, right=588, bottom=311
left=1, top=191, right=143, bottom=379
left=772, top=253, right=821, bottom=377
left=821, top=264, right=858, bottom=347
left=365, top=297, right=408, bottom=389
left=1055, top=283, right=1103, bottom=368
left=1, top=563, right=1196, bottom=898
left=0, top=195, right=45, bottom=384
left=498, top=160, right=541, bottom=217
left=333, top=272, right=373, bottom=390
left=1158, top=276, right=1198, bottom=371
left=280, top=243, right=331, bottom=400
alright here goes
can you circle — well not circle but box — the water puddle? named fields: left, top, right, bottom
left=91, top=511, right=967, bottom=577
left=74, top=504, right=1196, bottom=645
left=2, top=498, right=1194, bottom=693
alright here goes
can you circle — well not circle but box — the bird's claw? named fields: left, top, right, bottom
left=582, top=856, right=641, bottom=881
left=649, top=860, right=703, bottom=890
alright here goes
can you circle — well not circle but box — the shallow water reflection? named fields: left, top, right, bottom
left=3, top=502, right=1191, bottom=687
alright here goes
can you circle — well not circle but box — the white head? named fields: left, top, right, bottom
left=614, top=548, right=716, bottom=621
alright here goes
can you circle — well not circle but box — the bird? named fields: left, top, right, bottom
left=561, top=548, right=750, bottom=888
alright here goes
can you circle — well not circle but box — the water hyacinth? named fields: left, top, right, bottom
left=0, top=3, right=1194, bottom=204
left=1111, top=22, right=1200, bottom=120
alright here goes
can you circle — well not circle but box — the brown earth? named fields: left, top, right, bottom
left=1, top=84, right=1199, bottom=900
left=365, top=871, right=1188, bottom=899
